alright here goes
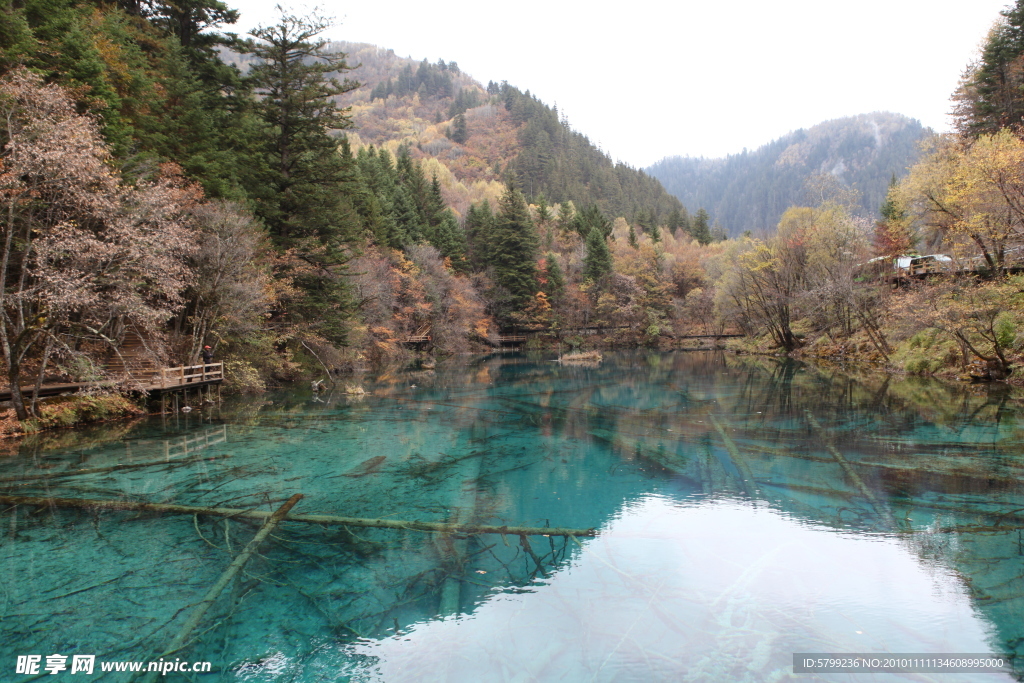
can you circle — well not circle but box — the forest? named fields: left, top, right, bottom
left=0, top=0, right=704, bottom=430
left=3, top=0, right=1024, bottom=435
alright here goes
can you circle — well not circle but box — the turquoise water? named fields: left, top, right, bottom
left=2, top=351, right=1024, bottom=681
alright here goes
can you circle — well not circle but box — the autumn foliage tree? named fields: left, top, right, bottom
left=874, top=176, right=914, bottom=258
left=0, top=69, right=198, bottom=418
left=898, top=131, right=1024, bottom=272
left=923, top=278, right=1022, bottom=378
left=349, top=245, right=492, bottom=363
left=176, top=201, right=274, bottom=362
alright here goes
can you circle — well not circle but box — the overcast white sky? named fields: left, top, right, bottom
left=228, top=0, right=1011, bottom=167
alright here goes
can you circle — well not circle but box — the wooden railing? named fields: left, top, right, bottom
left=155, top=362, right=223, bottom=389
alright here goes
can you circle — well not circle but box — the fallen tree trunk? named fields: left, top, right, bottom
left=0, top=494, right=596, bottom=537
left=138, top=494, right=303, bottom=683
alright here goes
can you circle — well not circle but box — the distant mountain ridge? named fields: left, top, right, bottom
left=328, top=42, right=685, bottom=222
left=646, top=113, right=930, bottom=236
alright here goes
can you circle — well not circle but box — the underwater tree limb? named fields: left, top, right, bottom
left=137, top=494, right=303, bottom=683
left=0, top=495, right=597, bottom=537
left=708, top=414, right=763, bottom=499
left=805, top=411, right=900, bottom=530
left=520, top=534, right=547, bottom=577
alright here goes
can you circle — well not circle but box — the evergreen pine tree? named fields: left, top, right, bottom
left=432, top=212, right=469, bottom=272
left=691, top=208, right=712, bottom=246
left=358, top=146, right=402, bottom=248
left=542, top=252, right=566, bottom=301
left=667, top=207, right=683, bottom=235
left=447, top=112, right=468, bottom=143
left=397, top=146, right=428, bottom=211
left=465, top=200, right=495, bottom=270
left=649, top=222, right=662, bottom=243
left=584, top=227, right=613, bottom=282
left=149, top=0, right=238, bottom=53
left=240, top=9, right=359, bottom=245
left=575, top=204, right=612, bottom=238
left=954, top=0, right=1024, bottom=135
left=535, top=194, right=552, bottom=224
left=556, top=201, right=575, bottom=232
left=492, top=184, right=539, bottom=309
left=237, top=9, right=361, bottom=342
left=628, top=225, right=639, bottom=249
left=634, top=208, right=650, bottom=231
left=338, top=137, right=384, bottom=241
left=677, top=207, right=691, bottom=236
left=392, top=181, right=423, bottom=244
left=425, top=173, right=447, bottom=227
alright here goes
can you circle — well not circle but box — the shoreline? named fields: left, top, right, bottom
left=2, top=337, right=1020, bottom=441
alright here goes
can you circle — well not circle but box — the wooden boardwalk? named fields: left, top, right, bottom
left=677, top=333, right=743, bottom=339
left=146, top=363, right=224, bottom=394
left=403, top=325, right=432, bottom=346
left=0, top=362, right=223, bottom=402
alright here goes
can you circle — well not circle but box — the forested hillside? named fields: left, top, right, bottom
left=223, top=42, right=685, bottom=224
left=647, top=113, right=929, bottom=236
left=328, top=42, right=685, bottom=225
left=0, top=0, right=706, bottom=429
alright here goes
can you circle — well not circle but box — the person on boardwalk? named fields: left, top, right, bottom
left=201, top=345, right=213, bottom=366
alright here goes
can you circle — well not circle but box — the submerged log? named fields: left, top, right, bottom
left=805, top=411, right=900, bottom=530
left=138, top=494, right=303, bottom=682
left=438, top=433, right=484, bottom=617
left=0, top=494, right=596, bottom=537
left=708, top=415, right=763, bottom=499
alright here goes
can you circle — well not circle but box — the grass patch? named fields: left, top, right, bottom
left=890, top=328, right=960, bottom=375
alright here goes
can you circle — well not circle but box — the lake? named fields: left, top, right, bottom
left=2, top=351, right=1023, bottom=681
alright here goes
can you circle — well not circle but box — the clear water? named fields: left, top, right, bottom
left=2, top=351, right=1024, bottom=681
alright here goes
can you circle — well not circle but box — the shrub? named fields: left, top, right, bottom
left=22, top=394, right=144, bottom=433
left=892, top=328, right=959, bottom=375
left=223, top=359, right=267, bottom=394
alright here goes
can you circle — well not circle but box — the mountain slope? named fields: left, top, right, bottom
left=330, top=42, right=684, bottom=222
left=646, top=113, right=930, bottom=236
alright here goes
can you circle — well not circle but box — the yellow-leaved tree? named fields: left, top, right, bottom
left=898, top=130, right=1024, bottom=273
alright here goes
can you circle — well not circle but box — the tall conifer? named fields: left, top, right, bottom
left=492, top=184, right=539, bottom=309
left=240, top=9, right=359, bottom=245
left=691, top=208, right=712, bottom=246
left=584, top=227, right=613, bottom=282
left=465, top=200, right=495, bottom=270
left=542, top=252, right=566, bottom=301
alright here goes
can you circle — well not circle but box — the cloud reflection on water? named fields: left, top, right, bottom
left=344, top=495, right=1007, bottom=682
